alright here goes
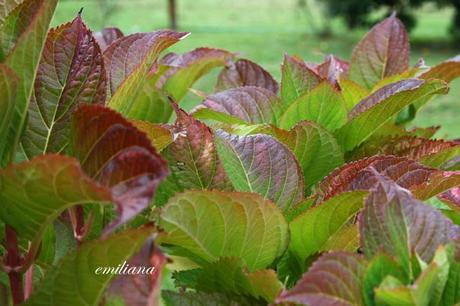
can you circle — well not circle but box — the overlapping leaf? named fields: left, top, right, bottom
left=21, top=15, right=106, bottom=158
left=335, top=79, right=448, bottom=151
left=289, top=191, right=367, bottom=263
left=105, top=30, right=187, bottom=113
left=71, top=104, right=169, bottom=232
left=162, top=291, right=259, bottom=306
left=280, top=54, right=321, bottom=106
left=0, top=155, right=111, bottom=249
left=316, top=54, right=349, bottom=88
left=198, top=86, right=282, bottom=125
left=338, top=78, right=369, bottom=111
left=158, top=190, right=288, bottom=271
left=420, top=55, right=460, bottom=83
left=173, top=257, right=282, bottom=302
left=317, top=155, right=460, bottom=202
left=155, top=103, right=231, bottom=205
left=276, top=252, right=367, bottom=306
left=24, top=227, right=154, bottom=306
left=131, top=120, right=172, bottom=151
left=0, top=0, right=23, bottom=25
left=349, top=15, right=410, bottom=88
left=215, top=58, right=278, bottom=93
left=94, top=27, right=123, bottom=52
left=0, top=64, right=18, bottom=166
left=215, top=130, right=304, bottom=210
left=359, top=171, right=460, bottom=268
left=1, top=0, right=58, bottom=165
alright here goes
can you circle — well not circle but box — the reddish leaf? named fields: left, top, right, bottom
left=359, top=171, right=460, bottom=265
left=215, top=58, right=278, bottom=93
left=349, top=15, right=410, bottom=88
left=155, top=102, right=232, bottom=204
left=316, top=155, right=460, bottom=203
left=439, top=187, right=460, bottom=210
left=94, top=27, right=123, bottom=51
left=106, top=240, right=166, bottom=306
left=21, top=15, right=106, bottom=158
left=281, top=54, right=321, bottom=106
left=104, top=30, right=186, bottom=95
left=71, top=104, right=169, bottom=232
left=316, top=55, right=349, bottom=88
left=199, top=86, right=282, bottom=124
left=420, top=55, right=460, bottom=83
left=276, top=252, right=366, bottom=306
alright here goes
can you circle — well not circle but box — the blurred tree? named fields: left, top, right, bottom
left=168, top=0, right=177, bottom=29
left=323, top=0, right=458, bottom=38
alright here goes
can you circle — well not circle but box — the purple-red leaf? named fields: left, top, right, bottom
left=199, top=86, right=282, bottom=124
left=316, top=155, right=460, bottom=203
left=276, top=252, right=366, bottom=306
left=21, top=15, right=106, bottom=158
left=215, top=130, right=304, bottom=210
left=71, top=104, right=169, bottom=232
left=316, top=55, right=349, bottom=88
left=215, top=58, right=278, bottom=93
left=281, top=54, right=321, bottom=106
left=359, top=171, right=460, bottom=266
left=420, top=55, right=460, bottom=83
left=94, top=27, right=123, bottom=52
left=349, top=15, right=410, bottom=88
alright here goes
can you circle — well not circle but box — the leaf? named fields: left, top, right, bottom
left=335, top=79, right=448, bottom=151
left=215, top=130, right=304, bottom=210
left=158, top=190, right=288, bottom=271
left=338, top=78, right=369, bottom=111
left=420, top=55, right=460, bottom=83
left=316, top=155, right=460, bottom=203
left=280, top=54, right=321, bottom=107
left=106, top=240, right=166, bottom=306
left=0, top=0, right=23, bottom=25
left=439, top=187, right=460, bottom=211
left=276, top=252, right=367, bottom=306
left=155, top=103, right=232, bottom=205
left=316, top=55, right=349, bottom=88
left=440, top=246, right=460, bottom=305
left=173, top=257, right=282, bottom=302
left=289, top=191, right=367, bottom=263
left=131, top=120, right=172, bottom=151
left=349, top=15, right=410, bottom=88
left=263, top=121, right=344, bottom=189
left=70, top=104, right=169, bottom=232
left=279, top=82, right=347, bottom=131
left=1, top=0, right=58, bottom=166
left=199, top=86, right=282, bottom=125
left=24, top=227, right=154, bottom=306
left=162, top=290, right=260, bottom=306
left=359, top=171, right=460, bottom=272
left=21, top=15, right=106, bottom=159
left=215, top=58, right=278, bottom=93
left=105, top=30, right=187, bottom=114
left=0, top=155, right=111, bottom=255
left=94, top=27, right=123, bottom=52
left=0, top=64, right=18, bottom=166
left=192, top=107, right=249, bottom=125
left=351, top=136, right=460, bottom=168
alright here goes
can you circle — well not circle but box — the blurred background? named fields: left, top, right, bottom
left=53, top=0, right=460, bottom=138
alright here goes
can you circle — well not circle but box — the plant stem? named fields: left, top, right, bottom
left=5, top=225, right=24, bottom=304
left=24, top=265, right=33, bottom=299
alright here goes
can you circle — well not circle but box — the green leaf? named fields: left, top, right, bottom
left=338, top=78, right=369, bottom=111
left=216, top=58, right=278, bottom=93
left=200, top=86, right=283, bottom=125
left=0, top=64, right=18, bottom=166
left=279, top=82, right=347, bottom=131
left=289, top=191, right=367, bottom=263
left=155, top=103, right=232, bottom=205
left=0, top=155, right=111, bottom=257
left=280, top=54, right=321, bottom=107
left=158, top=190, right=288, bottom=271
left=1, top=0, right=58, bottom=166
left=215, top=130, right=304, bottom=211
left=0, top=0, right=23, bottom=25
left=21, top=15, right=106, bottom=158
left=162, top=290, right=261, bottom=306
left=261, top=121, right=344, bottom=189
left=24, top=227, right=154, bottom=306
left=192, top=107, right=249, bottom=125
left=335, top=79, right=448, bottom=151
left=349, top=15, right=410, bottom=89
left=276, top=252, right=367, bottom=306
left=440, top=246, right=460, bottom=305
left=105, top=31, right=187, bottom=114
left=131, top=120, right=172, bottom=151
left=173, top=257, right=282, bottom=302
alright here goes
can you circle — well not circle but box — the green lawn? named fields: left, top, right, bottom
left=54, top=0, right=460, bottom=138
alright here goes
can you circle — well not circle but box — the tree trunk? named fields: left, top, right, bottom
left=168, top=0, right=177, bottom=30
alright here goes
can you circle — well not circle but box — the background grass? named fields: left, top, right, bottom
left=53, top=0, right=460, bottom=138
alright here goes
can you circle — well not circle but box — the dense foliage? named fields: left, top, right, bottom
left=1, top=0, right=460, bottom=305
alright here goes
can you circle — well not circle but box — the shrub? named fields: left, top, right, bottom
left=1, top=1, right=460, bottom=305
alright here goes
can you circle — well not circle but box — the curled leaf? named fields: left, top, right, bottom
left=94, top=26, right=123, bottom=51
